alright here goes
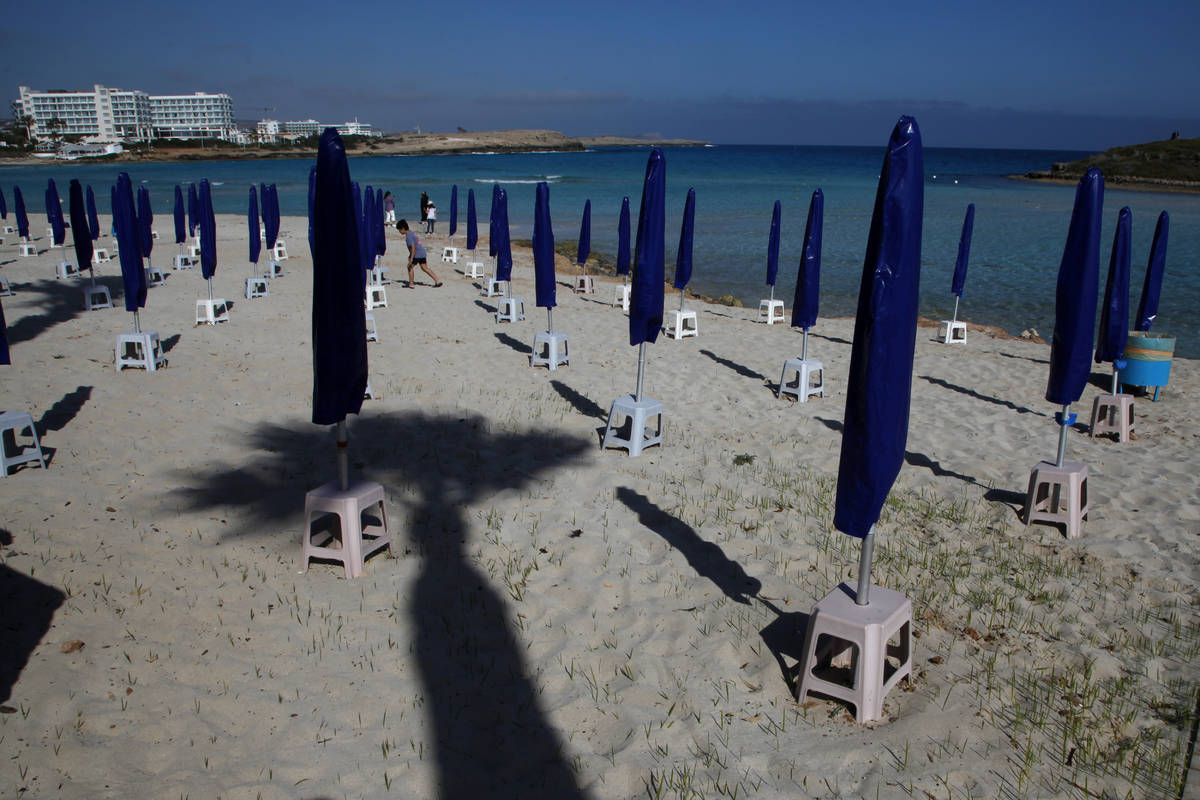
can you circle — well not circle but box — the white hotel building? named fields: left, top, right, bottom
left=13, top=85, right=235, bottom=143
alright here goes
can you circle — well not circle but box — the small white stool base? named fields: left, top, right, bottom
left=83, top=284, right=113, bottom=310
left=464, top=261, right=484, bottom=279
left=365, top=312, right=378, bottom=342
left=941, top=320, right=967, bottom=344
left=115, top=331, right=166, bottom=372
left=189, top=245, right=202, bottom=259
left=496, top=296, right=526, bottom=323
left=145, top=266, right=166, bottom=287
left=613, top=283, right=630, bottom=311
left=301, top=480, right=391, bottom=579
left=574, top=275, right=594, bottom=294
left=602, top=395, right=663, bottom=457
left=1024, top=460, right=1089, bottom=539
left=19, top=242, right=36, bottom=257
left=759, top=299, right=785, bottom=324
left=263, top=260, right=284, bottom=278
left=441, top=247, right=459, bottom=263
left=56, top=261, right=81, bottom=279
left=245, top=277, right=269, bottom=298
left=364, top=380, right=375, bottom=400
left=173, top=254, right=193, bottom=269
left=1090, top=394, right=1134, bottom=443
left=530, top=331, right=569, bottom=370
left=93, top=248, right=111, bottom=264
left=272, top=242, right=288, bottom=260
left=663, top=309, right=697, bottom=339
left=366, top=285, right=387, bottom=310
left=195, top=298, right=230, bottom=325
left=795, top=582, right=913, bottom=724
left=482, top=277, right=505, bottom=298
left=2, top=225, right=14, bottom=235
left=0, top=411, right=48, bottom=476
left=370, top=265, right=390, bottom=285
left=0, top=277, right=11, bottom=296
left=779, top=358, right=824, bottom=402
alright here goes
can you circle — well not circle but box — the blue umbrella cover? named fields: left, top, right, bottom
left=0, top=295, right=8, bottom=365
left=1095, top=206, right=1131, bottom=366
left=833, top=116, right=924, bottom=542
left=466, top=188, right=478, bottom=251
left=113, top=175, right=146, bottom=314
left=616, top=197, right=631, bottom=276
left=136, top=185, right=153, bottom=260
left=630, top=149, right=666, bottom=346
left=791, top=188, right=824, bottom=330
left=248, top=186, right=262, bottom=265
left=86, top=186, right=100, bottom=241
left=14, top=187, right=29, bottom=239
left=533, top=182, right=556, bottom=309
left=674, top=189, right=695, bottom=291
left=198, top=179, right=217, bottom=280
left=311, top=127, right=367, bottom=427
left=173, top=185, right=186, bottom=245
left=577, top=199, right=591, bottom=267
left=765, top=200, right=781, bottom=288
left=375, top=188, right=386, bottom=257
left=68, top=180, right=93, bottom=273
left=262, top=184, right=280, bottom=251
left=187, top=184, right=198, bottom=237
left=46, top=179, right=66, bottom=246
left=951, top=203, right=975, bottom=297
left=449, top=185, right=458, bottom=238
left=1135, top=210, right=1168, bottom=332
left=494, top=188, right=512, bottom=282
left=489, top=184, right=501, bottom=259
left=0, top=186, right=6, bottom=220
left=307, top=165, right=317, bottom=257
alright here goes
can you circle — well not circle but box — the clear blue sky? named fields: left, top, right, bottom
left=5, top=0, right=1198, bottom=150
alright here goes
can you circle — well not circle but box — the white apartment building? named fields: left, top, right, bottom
left=13, top=85, right=235, bottom=142
left=258, top=117, right=382, bottom=143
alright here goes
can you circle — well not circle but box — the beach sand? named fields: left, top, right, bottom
left=1, top=215, right=1197, bottom=799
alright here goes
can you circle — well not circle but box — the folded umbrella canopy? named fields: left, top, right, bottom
left=86, top=186, right=100, bottom=241
left=113, top=174, right=147, bottom=325
left=489, top=183, right=501, bottom=260
left=14, top=186, right=29, bottom=240
left=0, top=186, right=6, bottom=220
left=198, top=179, right=217, bottom=287
left=1094, top=206, right=1131, bottom=393
left=673, top=188, right=695, bottom=311
left=533, top=182, right=556, bottom=329
left=1135, top=210, right=1168, bottom=332
left=187, top=184, right=198, bottom=238
left=262, top=183, right=281, bottom=252
left=173, top=185, right=186, bottom=247
left=833, top=116, right=923, bottom=605
left=466, top=189, right=478, bottom=252
left=617, top=197, right=631, bottom=278
left=68, top=180, right=93, bottom=277
left=1045, top=167, right=1104, bottom=466
left=312, top=128, right=368, bottom=489
left=136, top=185, right=154, bottom=267
left=949, top=203, right=974, bottom=329
left=375, top=188, right=386, bottom=260
left=46, top=179, right=66, bottom=247
left=0, top=295, right=8, bottom=365
left=449, top=185, right=458, bottom=239
left=493, top=187, right=512, bottom=282
left=248, top=186, right=262, bottom=268
left=765, top=200, right=781, bottom=301
left=791, top=188, right=824, bottom=360
left=631, top=150, right=666, bottom=351
left=577, top=199, right=591, bottom=273
left=307, top=165, right=317, bottom=257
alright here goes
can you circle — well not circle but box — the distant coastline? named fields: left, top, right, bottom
left=0, top=129, right=712, bottom=166
left=1016, top=135, right=1200, bottom=193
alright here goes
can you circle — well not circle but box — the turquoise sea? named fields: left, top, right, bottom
left=3, top=145, right=1197, bottom=356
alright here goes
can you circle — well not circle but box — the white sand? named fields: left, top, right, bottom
left=1, top=215, right=1197, bottom=799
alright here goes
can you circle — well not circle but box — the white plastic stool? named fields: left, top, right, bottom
left=778, top=358, right=824, bottom=402
left=0, top=277, right=11, bottom=297
left=2, top=225, right=13, bottom=235
left=1090, top=394, right=1134, bottom=443
left=370, top=265, right=390, bottom=285
left=1024, top=460, right=1089, bottom=539
left=482, top=277, right=505, bottom=298
left=365, top=312, right=378, bottom=342
left=173, top=254, right=193, bottom=269
left=263, top=260, right=284, bottom=278
left=145, top=266, right=167, bottom=287
left=272, top=242, right=289, bottom=260
left=364, top=379, right=375, bottom=400
left=189, top=244, right=202, bottom=259
left=300, top=480, right=392, bottom=579
left=613, top=283, right=630, bottom=311
left=441, top=247, right=458, bottom=263
left=55, top=261, right=79, bottom=279
left=151, top=230, right=159, bottom=240
left=496, top=296, right=525, bottom=323
left=115, top=331, right=166, bottom=372
left=366, top=285, right=387, bottom=310
left=941, top=320, right=967, bottom=344
left=574, top=275, right=594, bottom=294
left=602, top=395, right=663, bottom=457
left=0, top=411, right=47, bottom=477
left=758, top=299, right=785, bottom=324
left=245, top=276, right=269, bottom=299
left=19, top=242, right=36, bottom=257
left=663, top=309, right=698, bottom=339
left=463, top=261, right=484, bottom=279
left=93, top=248, right=111, bottom=264
left=196, top=298, right=230, bottom=325
left=795, top=582, right=913, bottom=724
left=530, top=331, right=569, bottom=370
left=83, top=284, right=112, bottom=310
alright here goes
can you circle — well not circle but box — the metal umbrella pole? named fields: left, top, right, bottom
left=1055, top=404, right=1072, bottom=467
left=801, top=328, right=809, bottom=362
left=951, top=295, right=960, bottom=328
left=855, top=526, right=876, bottom=606
left=336, top=421, right=349, bottom=491
left=634, top=343, right=647, bottom=403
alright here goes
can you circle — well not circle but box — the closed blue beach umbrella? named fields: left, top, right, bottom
left=765, top=200, right=781, bottom=294
left=577, top=199, right=591, bottom=270
left=198, top=179, right=217, bottom=281
left=617, top=197, right=631, bottom=277
left=950, top=203, right=975, bottom=298
left=375, top=188, right=386, bottom=258
left=1045, top=168, right=1104, bottom=466
left=307, top=165, right=317, bottom=257
left=631, top=149, right=666, bottom=349
left=187, top=184, right=198, bottom=238
left=311, top=128, right=368, bottom=487
left=489, top=184, right=501, bottom=259
left=85, top=186, right=99, bottom=241
left=1094, top=206, right=1131, bottom=387
left=46, top=179, right=66, bottom=246
left=494, top=188, right=512, bottom=282
left=673, top=189, right=695, bottom=294
left=533, top=182, right=556, bottom=316
left=136, top=185, right=154, bottom=263
left=113, top=174, right=146, bottom=319
left=0, top=296, right=8, bottom=366
left=248, top=186, right=262, bottom=266
left=466, top=189, right=478, bottom=252
left=791, top=188, right=823, bottom=359
left=173, top=185, right=186, bottom=245
left=1135, top=210, right=1168, bottom=332
left=449, top=185, right=458, bottom=238
left=14, top=187, right=29, bottom=240
left=262, top=183, right=280, bottom=251
left=68, top=180, right=93, bottom=275
left=833, top=116, right=923, bottom=604
left=0, top=186, right=6, bottom=220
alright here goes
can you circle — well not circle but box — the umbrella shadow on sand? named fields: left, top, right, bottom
left=919, top=375, right=1048, bottom=417
left=4, top=275, right=125, bottom=345
left=168, top=413, right=593, bottom=799
left=698, top=348, right=767, bottom=382
left=815, top=417, right=984, bottom=488
left=0, top=562, right=65, bottom=704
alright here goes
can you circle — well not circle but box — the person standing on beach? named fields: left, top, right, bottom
left=384, top=191, right=396, bottom=224
left=398, top=219, right=442, bottom=288
left=420, top=191, right=429, bottom=222
left=425, top=202, right=437, bottom=235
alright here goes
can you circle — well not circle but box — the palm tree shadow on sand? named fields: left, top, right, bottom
left=168, top=413, right=593, bottom=799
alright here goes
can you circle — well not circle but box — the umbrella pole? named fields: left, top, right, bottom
left=207, top=277, right=213, bottom=303
left=855, top=527, right=875, bottom=606
left=336, top=421, right=349, bottom=491
left=1055, top=403, right=1072, bottom=467
left=634, top=342, right=647, bottom=403
left=769, top=285, right=775, bottom=303
left=679, top=288, right=685, bottom=312
left=951, top=296, right=960, bottom=327
left=801, top=328, right=809, bottom=362
left=546, top=307, right=553, bottom=334
left=133, top=310, right=141, bottom=334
